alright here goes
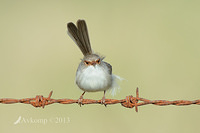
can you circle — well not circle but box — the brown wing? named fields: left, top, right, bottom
left=103, top=61, right=112, bottom=75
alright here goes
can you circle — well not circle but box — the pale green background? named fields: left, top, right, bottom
left=0, top=0, right=200, bottom=133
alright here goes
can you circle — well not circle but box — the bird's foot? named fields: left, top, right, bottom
left=101, top=97, right=107, bottom=107
left=78, top=92, right=85, bottom=107
left=78, top=96, right=84, bottom=106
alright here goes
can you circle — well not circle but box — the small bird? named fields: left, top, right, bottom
left=67, top=19, right=121, bottom=105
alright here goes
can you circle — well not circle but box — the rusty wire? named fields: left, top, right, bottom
left=0, top=88, right=200, bottom=112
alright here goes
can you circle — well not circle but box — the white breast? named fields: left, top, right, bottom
left=76, top=65, right=112, bottom=92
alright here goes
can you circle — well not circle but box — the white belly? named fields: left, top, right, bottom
left=76, top=65, right=112, bottom=92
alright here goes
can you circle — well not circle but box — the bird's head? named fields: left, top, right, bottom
left=83, top=54, right=102, bottom=66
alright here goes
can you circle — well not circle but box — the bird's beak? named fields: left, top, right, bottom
left=91, top=61, right=96, bottom=66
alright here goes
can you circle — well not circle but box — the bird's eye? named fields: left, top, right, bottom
left=84, top=61, right=89, bottom=65
left=96, top=59, right=100, bottom=64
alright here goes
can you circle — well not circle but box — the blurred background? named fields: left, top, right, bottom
left=0, top=0, right=200, bottom=133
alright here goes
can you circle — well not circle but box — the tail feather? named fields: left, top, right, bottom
left=77, top=20, right=92, bottom=55
left=67, top=20, right=92, bottom=55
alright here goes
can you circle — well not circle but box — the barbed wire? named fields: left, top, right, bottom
left=0, top=88, right=200, bottom=112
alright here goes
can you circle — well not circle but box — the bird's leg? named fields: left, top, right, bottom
left=78, top=91, right=85, bottom=106
left=101, top=90, right=107, bottom=106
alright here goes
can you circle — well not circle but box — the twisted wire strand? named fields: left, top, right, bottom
left=1, top=88, right=200, bottom=112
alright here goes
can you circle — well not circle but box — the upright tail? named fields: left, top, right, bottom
left=67, top=20, right=92, bottom=56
